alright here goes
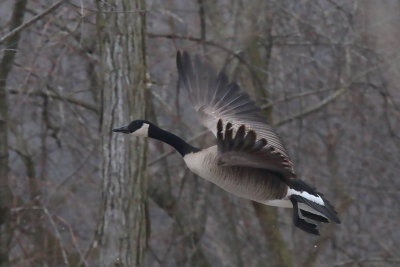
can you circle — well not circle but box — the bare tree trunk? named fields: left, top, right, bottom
left=253, top=203, right=293, bottom=267
left=0, top=0, right=27, bottom=264
left=245, top=2, right=293, bottom=266
left=96, top=0, right=148, bottom=266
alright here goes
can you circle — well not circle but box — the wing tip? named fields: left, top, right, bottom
left=175, top=51, right=290, bottom=162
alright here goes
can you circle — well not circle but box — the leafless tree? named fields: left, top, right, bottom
left=94, top=0, right=148, bottom=266
left=0, top=0, right=399, bottom=266
left=0, top=0, right=27, bottom=264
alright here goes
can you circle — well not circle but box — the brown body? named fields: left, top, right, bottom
left=184, top=146, right=288, bottom=202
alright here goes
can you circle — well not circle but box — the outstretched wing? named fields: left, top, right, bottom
left=177, top=50, right=295, bottom=178
left=217, top=119, right=296, bottom=179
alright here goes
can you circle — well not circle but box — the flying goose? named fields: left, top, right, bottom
left=113, top=51, right=340, bottom=235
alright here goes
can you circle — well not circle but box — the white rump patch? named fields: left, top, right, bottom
left=262, top=199, right=327, bottom=218
left=132, top=123, right=149, bottom=137
left=287, top=188, right=325, bottom=206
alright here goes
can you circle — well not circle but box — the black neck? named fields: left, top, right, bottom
left=148, top=124, right=200, bottom=156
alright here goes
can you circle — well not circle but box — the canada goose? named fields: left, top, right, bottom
left=113, top=51, right=340, bottom=235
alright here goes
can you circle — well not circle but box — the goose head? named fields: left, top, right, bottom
left=113, top=120, right=150, bottom=137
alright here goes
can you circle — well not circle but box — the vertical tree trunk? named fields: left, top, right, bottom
left=0, top=0, right=28, bottom=264
left=96, top=1, right=148, bottom=266
left=246, top=2, right=293, bottom=266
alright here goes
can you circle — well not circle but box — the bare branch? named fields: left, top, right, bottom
left=0, top=0, right=68, bottom=45
left=260, top=88, right=332, bottom=109
left=275, top=86, right=348, bottom=126
left=276, top=52, right=400, bottom=126
left=147, top=33, right=248, bottom=65
left=11, top=206, right=70, bottom=267
left=8, top=89, right=98, bottom=113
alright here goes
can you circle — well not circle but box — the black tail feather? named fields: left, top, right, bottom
left=287, top=179, right=340, bottom=234
left=288, top=179, right=341, bottom=224
left=292, top=195, right=341, bottom=224
left=300, top=209, right=329, bottom=223
left=290, top=197, right=320, bottom=235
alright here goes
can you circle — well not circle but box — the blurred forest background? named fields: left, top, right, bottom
left=1, top=0, right=400, bottom=266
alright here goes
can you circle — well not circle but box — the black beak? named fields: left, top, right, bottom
left=112, top=125, right=130, bottom=134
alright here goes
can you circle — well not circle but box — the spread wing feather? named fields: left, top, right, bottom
left=177, top=51, right=296, bottom=178
left=217, top=120, right=296, bottom=179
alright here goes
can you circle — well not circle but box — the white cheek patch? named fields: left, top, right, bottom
left=133, top=123, right=149, bottom=137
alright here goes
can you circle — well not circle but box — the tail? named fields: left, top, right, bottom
left=287, top=180, right=340, bottom=235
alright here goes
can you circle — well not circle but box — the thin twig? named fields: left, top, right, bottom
left=261, top=88, right=332, bottom=110
left=56, top=215, right=89, bottom=267
left=275, top=86, right=348, bottom=126
left=0, top=0, right=68, bottom=45
left=11, top=206, right=70, bottom=267
left=68, top=2, right=146, bottom=14
left=147, top=33, right=248, bottom=66
left=275, top=52, right=400, bottom=126
left=8, top=89, right=98, bottom=113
